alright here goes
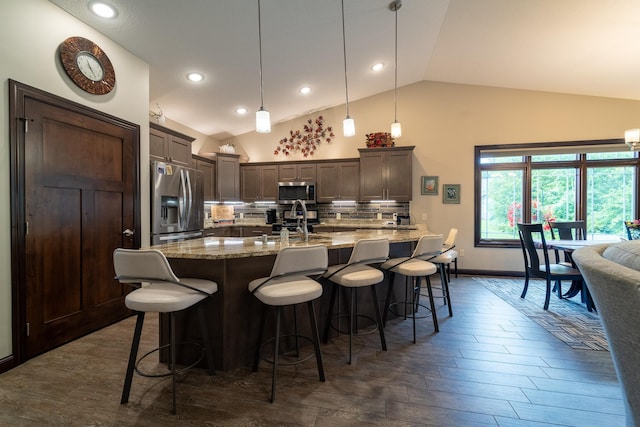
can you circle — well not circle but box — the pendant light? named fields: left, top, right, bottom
left=390, top=0, right=402, bottom=138
left=256, top=0, right=271, bottom=133
left=341, top=0, right=355, bottom=137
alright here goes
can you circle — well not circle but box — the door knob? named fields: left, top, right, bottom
left=122, top=229, right=135, bottom=237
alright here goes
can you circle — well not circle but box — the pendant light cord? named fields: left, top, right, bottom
left=258, top=0, right=265, bottom=109
left=394, top=1, right=398, bottom=122
left=341, top=0, right=350, bottom=117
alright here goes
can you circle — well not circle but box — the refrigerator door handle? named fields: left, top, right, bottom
left=185, top=169, right=193, bottom=228
left=179, top=169, right=187, bottom=228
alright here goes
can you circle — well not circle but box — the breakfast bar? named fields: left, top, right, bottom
left=150, top=228, right=428, bottom=370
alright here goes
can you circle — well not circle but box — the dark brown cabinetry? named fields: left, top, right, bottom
left=317, top=160, right=360, bottom=202
left=194, top=156, right=216, bottom=201
left=278, top=162, right=317, bottom=182
left=241, top=164, right=278, bottom=202
left=216, top=153, right=241, bottom=202
left=149, top=122, right=194, bottom=167
left=359, top=146, right=414, bottom=202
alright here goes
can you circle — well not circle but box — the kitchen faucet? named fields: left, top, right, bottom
left=291, top=199, right=308, bottom=242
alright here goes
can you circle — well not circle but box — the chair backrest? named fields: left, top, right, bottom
left=548, top=220, right=586, bottom=240
left=270, top=244, right=328, bottom=277
left=412, top=235, right=444, bottom=259
left=517, top=223, right=551, bottom=272
left=624, top=221, right=640, bottom=240
left=348, top=238, right=389, bottom=265
left=113, top=248, right=179, bottom=283
left=443, top=228, right=458, bottom=248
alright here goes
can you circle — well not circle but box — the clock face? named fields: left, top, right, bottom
left=59, top=36, right=115, bottom=95
left=76, top=51, right=104, bottom=82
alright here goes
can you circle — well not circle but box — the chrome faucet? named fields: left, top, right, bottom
left=291, top=199, right=308, bottom=242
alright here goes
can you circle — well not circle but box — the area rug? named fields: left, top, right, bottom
left=473, top=277, right=608, bottom=351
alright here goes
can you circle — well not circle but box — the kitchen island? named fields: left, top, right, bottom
left=150, top=228, right=429, bottom=370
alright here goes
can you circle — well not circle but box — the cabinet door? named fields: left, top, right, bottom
left=196, top=158, right=215, bottom=201
left=317, top=163, right=341, bottom=202
left=149, top=127, right=168, bottom=162
left=217, top=154, right=240, bottom=202
left=241, top=165, right=261, bottom=202
left=278, top=163, right=316, bottom=182
left=296, top=163, right=317, bottom=182
left=168, top=134, right=193, bottom=167
left=260, top=165, right=279, bottom=201
left=359, top=151, right=386, bottom=201
left=386, top=150, right=412, bottom=201
left=278, top=164, right=297, bottom=181
left=338, top=162, right=360, bottom=200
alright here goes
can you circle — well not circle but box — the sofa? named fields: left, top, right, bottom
left=573, top=240, right=640, bottom=427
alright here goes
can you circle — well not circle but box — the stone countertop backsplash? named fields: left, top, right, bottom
left=205, top=218, right=419, bottom=230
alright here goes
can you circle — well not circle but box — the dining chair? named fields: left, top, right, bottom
left=517, top=223, right=584, bottom=310
left=113, top=248, right=218, bottom=415
left=248, top=244, right=328, bottom=403
left=322, top=238, right=389, bottom=365
left=548, top=220, right=586, bottom=264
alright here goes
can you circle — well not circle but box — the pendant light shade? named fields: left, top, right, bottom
left=341, top=0, right=355, bottom=137
left=256, top=0, right=271, bottom=133
left=625, top=128, right=640, bottom=151
left=390, top=0, right=402, bottom=138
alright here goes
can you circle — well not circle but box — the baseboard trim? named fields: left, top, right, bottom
left=458, top=269, right=524, bottom=277
left=0, top=354, right=16, bottom=374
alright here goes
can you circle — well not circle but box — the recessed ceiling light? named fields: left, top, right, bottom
left=371, top=63, right=384, bottom=72
left=186, top=72, right=204, bottom=82
left=299, top=86, right=311, bottom=95
left=235, top=107, right=248, bottom=115
left=89, top=1, right=117, bottom=18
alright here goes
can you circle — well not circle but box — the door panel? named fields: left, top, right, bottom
left=22, top=95, right=136, bottom=358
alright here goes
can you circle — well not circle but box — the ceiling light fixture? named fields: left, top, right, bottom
left=625, top=128, right=640, bottom=151
left=236, top=107, right=248, bottom=115
left=390, top=0, right=402, bottom=138
left=256, top=0, right=271, bottom=133
left=371, top=63, right=384, bottom=72
left=89, top=1, right=117, bottom=19
left=341, top=0, right=355, bottom=137
left=299, top=86, right=311, bottom=95
left=186, top=72, right=204, bottom=82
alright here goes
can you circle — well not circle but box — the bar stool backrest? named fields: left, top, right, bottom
left=270, top=244, right=328, bottom=278
left=444, top=228, right=458, bottom=248
left=347, top=238, right=389, bottom=265
left=412, top=235, right=444, bottom=259
left=113, top=248, right=180, bottom=284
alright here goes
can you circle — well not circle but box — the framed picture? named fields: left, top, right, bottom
left=421, top=176, right=438, bottom=195
left=442, top=184, right=461, bottom=204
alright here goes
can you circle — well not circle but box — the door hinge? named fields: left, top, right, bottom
left=25, top=221, right=29, bottom=235
left=19, top=117, right=33, bottom=133
left=26, top=322, right=30, bottom=337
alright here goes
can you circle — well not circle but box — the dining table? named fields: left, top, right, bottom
left=543, top=238, right=622, bottom=309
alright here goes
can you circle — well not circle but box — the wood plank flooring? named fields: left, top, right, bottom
left=0, top=276, right=625, bottom=426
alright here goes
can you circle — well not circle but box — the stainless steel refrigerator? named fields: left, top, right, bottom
left=151, top=161, right=204, bottom=245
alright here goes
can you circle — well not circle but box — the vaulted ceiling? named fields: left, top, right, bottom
left=50, top=0, right=640, bottom=139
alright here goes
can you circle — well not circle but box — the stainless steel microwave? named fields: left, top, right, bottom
left=277, top=181, right=316, bottom=204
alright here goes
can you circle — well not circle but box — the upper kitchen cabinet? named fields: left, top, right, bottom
left=216, top=153, right=241, bottom=202
left=241, top=164, right=278, bottom=202
left=278, top=162, right=317, bottom=182
left=193, top=155, right=216, bottom=201
left=149, top=122, right=194, bottom=167
left=359, top=146, right=414, bottom=202
left=317, top=160, right=360, bottom=202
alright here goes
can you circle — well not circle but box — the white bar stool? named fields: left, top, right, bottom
left=248, top=244, right=328, bottom=403
left=113, top=248, right=218, bottom=415
left=322, top=238, right=389, bottom=365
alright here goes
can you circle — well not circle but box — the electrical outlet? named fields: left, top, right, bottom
left=459, top=249, right=464, bottom=257
left=239, top=212, right=244, bottom=219
left=336, top=212, right=341, bottom=220
left=421, top=213, right=427, bottom=221
left=377, top=212, right=382, bottom=220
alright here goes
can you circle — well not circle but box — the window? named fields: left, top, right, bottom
left=475, top=139, right=640, bottom=247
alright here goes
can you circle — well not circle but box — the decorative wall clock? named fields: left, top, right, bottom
left=59, top=36, right=116, bottom=95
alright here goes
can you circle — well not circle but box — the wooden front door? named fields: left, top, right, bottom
left=10, top=81, right=140, bottom=361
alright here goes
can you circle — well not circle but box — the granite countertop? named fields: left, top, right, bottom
left=149, top=228, right=431, bottom=260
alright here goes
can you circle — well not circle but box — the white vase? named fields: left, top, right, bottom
left=220, top=144, right=235, bottom=154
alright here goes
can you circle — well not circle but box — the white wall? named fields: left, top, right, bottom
left=0, top=0, right=150, bottom=359
left=227, top=80, right=640, bottom=274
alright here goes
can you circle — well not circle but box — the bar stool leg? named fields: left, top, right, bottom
left=425, top=276, right=439, bottom=333
left=411, top=277, right=418, bottom=344
left=348, top=288, right=354, bottom=365
left=323, top=283, right=338, bottom=344
left=307, top=301, right=325, bottom=381
left=121, top=312, right=145, bottom=405
left=370, top=284, right=387, bottom=351
left=271, top=307, right=282, bottom=403
left=441, top=268, right=453, bottom=317
left=170, top=312, right=177, bottom=415
left=382, top=271, right=396, bottom=326
left=253, top=305, right=267, bottom=372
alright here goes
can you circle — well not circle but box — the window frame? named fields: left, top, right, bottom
left=474, top=139, right=640, bottom=248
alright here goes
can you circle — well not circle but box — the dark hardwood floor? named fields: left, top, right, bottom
left=0, top=276, right=625, bottom=426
